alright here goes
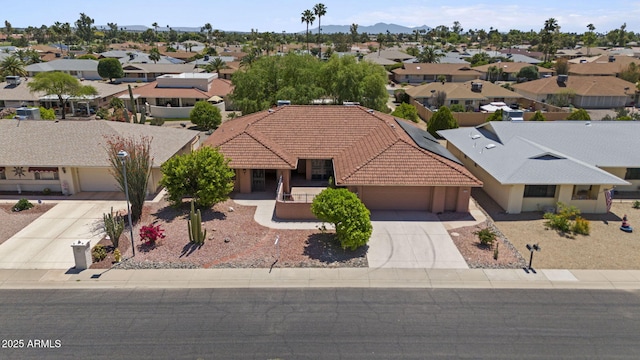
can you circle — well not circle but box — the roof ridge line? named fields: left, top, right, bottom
left=244, top=130, right=296, bottom=167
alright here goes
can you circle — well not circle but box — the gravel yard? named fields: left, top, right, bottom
left=0, top=203, right=56, bottom=245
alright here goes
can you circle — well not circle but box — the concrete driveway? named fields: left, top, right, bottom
left=367, top=211, right=469, bottom=269
left=0, top=201, right=124, bottom=269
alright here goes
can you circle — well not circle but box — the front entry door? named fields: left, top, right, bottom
left=252, top=169, right=265, bottom=191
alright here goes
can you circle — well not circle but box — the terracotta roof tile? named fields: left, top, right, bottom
left=205, top=105, right=481, bottom=187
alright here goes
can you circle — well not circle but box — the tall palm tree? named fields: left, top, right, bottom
left=313, top=3, right=327, bottom=58
left=301, top=9, right=315, bottom=54
left=206, top=57, right=227, bottom=76
left=417, top=46, right=444, bottom=63
left=149, top=47, right=161, bottom=64
left=1, top=55, right=27, bottom=77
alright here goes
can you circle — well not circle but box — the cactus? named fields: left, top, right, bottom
left=103, top=207, right=124, bottom=248
left=139, top=111, right=146, bottom=125
left=188, top=200, right=206, bottom=245
left=113, top=248, right=122, bottom=263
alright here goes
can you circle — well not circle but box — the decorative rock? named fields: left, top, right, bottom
left=228, top=207, right=234, bottom=212
left=224, top=237, right=231, bottom=243
left=450, top=232, right=459, bottom=237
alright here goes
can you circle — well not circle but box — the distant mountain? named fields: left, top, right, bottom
left=97, top=23, right=430, bottom=35
left=309, top=23, right=431, bottom=34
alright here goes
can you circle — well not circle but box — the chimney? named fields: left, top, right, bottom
left=608, top=55, right=615, bottom=62
left=557, top=74, right=568, bottom=83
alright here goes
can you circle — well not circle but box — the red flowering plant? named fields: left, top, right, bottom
left=139, top=224, right=165, bottom=246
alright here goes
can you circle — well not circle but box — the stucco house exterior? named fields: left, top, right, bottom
left=439, top=121, right=639, bottom=214
left=406, top=80, right=523, bottom=110
left=205, top=105, right=482, bottom=219
left=25, top=59, right=101, bottom=80
left=0, top=119, right=200, bottom=195
left=392, top=63, right=482, bottom=84
left=511, top=75, right=635, bottom=109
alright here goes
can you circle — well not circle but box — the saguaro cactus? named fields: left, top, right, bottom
left=188, top=200, right=206, bottom=245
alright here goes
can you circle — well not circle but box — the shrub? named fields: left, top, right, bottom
left=149, top=117, right=165, bottom=126
left=39, top=107, right=56, bottom=120
left=632, top=200, right=640, bottom=209
left=391, top=102, right=419, bottom=122
left=572, top=216, right=590, bottom=235
left=311, top=188, right=372, bottom=251
left=190, top=101, right=222, bottom=130
left=42, top=188, right=51, bottom=195
left=139, top=224, right=165, bottom=246
left=448, top=103, right=466, bottom=112
left=12, top=198, right=34, bottom=212
left=473, top=227, right=497, bottom=247
left=530, top=110, right=546, bottom=121
left=96, top=107, right=109, bottom=120
left=92, top=244, right=107, bottom=262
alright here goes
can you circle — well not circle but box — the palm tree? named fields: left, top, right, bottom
left=301, top=9, right=316, bottom=53
left=201, top=23, right=213, bottom=46
left=417, top=46, right=443, bottom=63
left=240, top=48, right=260, bottom=68
left=151, top=22, right=159, bottom=47
left=313, top=3, right=327, bottom=58
left=205, top=57, right=227, bottom=76
left=0, top=55, right=27, bottom=77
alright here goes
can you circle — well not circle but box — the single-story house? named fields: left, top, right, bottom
left=511, top=75, right=635, bottom=108
left=406, top=80, right=523, bottom=110
left=567, top=55, right=640, bottom=77
left=121, top=63, right=203, bottom=82
left=205, top=105, right=482, bottom=219
left=0, top=119, right=200, bottom=195
left=0, top=78, right=129, bottom=115
left=393, top=63, right=482, bottom=84
left=120, top=72, right=233, bottom=118
left=473, top=62, right=554, bottom=81
left=25, top=59, right=101, bottom=80
left=439, top=121, right=640, bottom=214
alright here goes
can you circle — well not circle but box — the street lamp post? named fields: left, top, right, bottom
left=117, top=150, right=135, bottom=257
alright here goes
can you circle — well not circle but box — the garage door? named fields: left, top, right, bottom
left=360, top=186, right=432, bottom=211
left=78, top=168, right=120, bottom=192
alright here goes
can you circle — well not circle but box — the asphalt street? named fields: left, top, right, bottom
left=1, top=288, right=640, bottom=359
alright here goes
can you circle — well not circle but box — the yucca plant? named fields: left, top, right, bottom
left=103, top=207, right=124, bottom=248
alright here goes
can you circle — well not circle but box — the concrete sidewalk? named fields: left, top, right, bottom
left=1, top=267, right=640, bottom=290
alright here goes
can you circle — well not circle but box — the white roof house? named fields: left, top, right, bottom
left=439, top=121, right=639, bottom=213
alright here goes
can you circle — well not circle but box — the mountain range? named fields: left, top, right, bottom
left=97, top=23, right=431, bottom=35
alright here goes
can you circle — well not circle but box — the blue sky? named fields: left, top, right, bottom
left=5, top=0, right=639, bottom=34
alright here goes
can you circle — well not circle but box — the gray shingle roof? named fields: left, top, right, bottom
left=25, top=59, right=98, bottom=72
left=439, top=121, right=637, bottom=185
left=0, top=119, right=199, bottom=168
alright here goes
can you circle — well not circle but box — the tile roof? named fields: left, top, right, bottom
left=512, top=75, right=635, bottom=96
left=406, top=80, right=522, bottom=100
left=567, top=56, right=640, bottom=76
left=472, top=62, right=554, bottom=74
left=393, top=63, right=482, bottom=77
left=205, top=105, right=481, bottom=187
left=0, top=119, right=200, bottom=168
left=125, top=78, right=233, bottom=99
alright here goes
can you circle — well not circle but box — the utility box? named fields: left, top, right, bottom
left=15, top=107, right=41, bottom=120
left=502, top=109, right=524, bottom=121
left=71, top=239, right=92, bottom=269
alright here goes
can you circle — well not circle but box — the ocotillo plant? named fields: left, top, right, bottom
left=188, top=200, right=206, bottom=245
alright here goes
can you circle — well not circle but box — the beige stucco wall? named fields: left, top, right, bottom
left=600, top=167, right=638, bottom=192
left=359, top=186, right=433, bottom=211
left=275, top=201, right=317, bottom=220
left=236, top=169, right=252, bottom=193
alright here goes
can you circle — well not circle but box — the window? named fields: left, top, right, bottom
left=524, top=185, right=556, bottom=198
left=450, top=100, right=459, bottom=104
left=0, top=169, right=5, bottom=180
left=34, top=171, right=59, bottom=180
left=625, top=168, right=640, bottom=180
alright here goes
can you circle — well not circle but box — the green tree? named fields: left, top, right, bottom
left=313, top=3, right=327, bottom=58
left=75, top=13, right=95, bottom=44
left=516, top=66, right=539, bottom=81
left=583, top=24, right=597, bottom=56
left=106, top=135, right=152, bottom=223
left=486, top=109, right=503, bottom=122
left=159, top=147, right=235, bottom=208
left=554, top=58, right=570, bottom=75
left=530, top=110, right=546, bottom=121
left=540, top=18, right=559, bottom=62
left=148, top=47, right=161, bottom=64
left=566, top=108, right=590, bottom=120
left=619, top=63, right=640, bottom=84
left=427, top=106, right=458, bottom=138
left=97, top=58, right=124, bottom=82
left=301, top=9, right=316, bottom=53
left=391, top=102, right=419, bottom=122
left=205, top=57, right=227, bottom=76
left=27, top=72, right=98, bottom=119
left=189, top=101, right=222, bottom=130
left=0, top=55, right=27, bottom=77
left=311, top=188, right=372, bottom=251
left=416, top=46, right=444, bottom=63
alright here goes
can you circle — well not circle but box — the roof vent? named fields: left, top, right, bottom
left=276, top=100, right=291, bottom=107
left=471, top=82, right=483, bottom=92
left=485, top=143, right=496, bottom=149
left=557, top=74, right=568, bottom=83
left=367, top=109, right=374, bottom=114
left=608, top=55, right=615, bottom=62
left=471, top=134, right=481, bottom=140
left=268, top=109, right=275, bottom=113
left=204, top=55, right=210, bottom=61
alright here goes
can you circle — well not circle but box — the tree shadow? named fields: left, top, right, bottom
left=152, top=205, right=183, bottom=223
left=152, top=202, right=226, bottom=223
left=303, top=233, right=368, bottom=264
left=180, top=242, right=203, bottom=258
left=200, top=208, right=226, bottom=222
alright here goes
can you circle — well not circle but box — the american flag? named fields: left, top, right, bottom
left=605, top=189, right=613, bottom=212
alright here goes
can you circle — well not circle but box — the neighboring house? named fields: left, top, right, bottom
left=439, top=121, right=639, bottom=214
left=393, top=63, right=482, bottom=84
left=0, top=119, right=200, bottom=195
left=99, top=50, right=184, bottom=65
left=499, top=48, right=544, bottom=61
left=472, top=62, right=554, bottom=81
left=363, top=49, right=415, bottom=64
left=190, top=55, right=236, bottom=69
left=405, top=80, right=523, bottom=110
left=0, top=78, right=129, bottom=114
left=458, top=49, right=542, bottom=64
left=555, top=47, right=607, bottom=59
left=205, top=105, right=482, bottom=219
left=567, top=55, right=640, bottom=77
left=25, top=59, right=101, bottom=80
left=511, top=75, right=635, bottom=108
left=120, top=63, right=203, bottom=82
left=121, top=72, right=233, bottom=118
